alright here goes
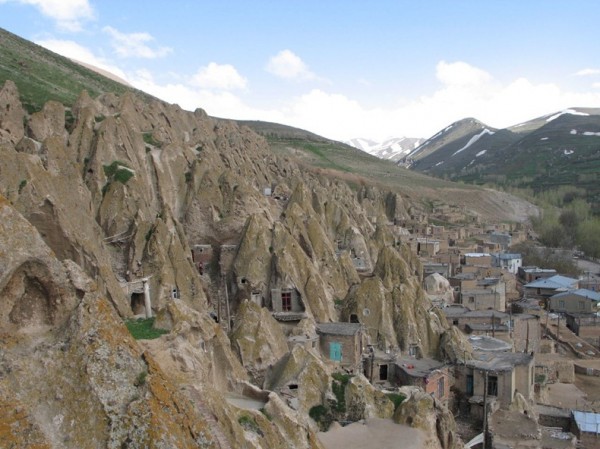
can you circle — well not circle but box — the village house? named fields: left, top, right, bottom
left=518, top=266, right=557, bottom=283
left=487, top=231, right=512, bottom=250
left=524, top=275, right=579, bottom=299
left=456, top=350, right=535, bottom=414
left=462, top=252, right=493, bottom=267
left=422, top=262, right=451, bottom=278
left=460, top=279, right=506, bottom=312
left=491, top=253, right=522, bottom=275
left=394, top=357, right=450, bottom=403
left=549, top=288, right=600, bottom=314
left=316, top=322, right=364, bottom=372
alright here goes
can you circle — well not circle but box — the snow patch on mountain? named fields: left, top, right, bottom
left=476, top=150, right=487, bottom=157
left=547, top=109, right=590, bottom=122
left=452, top=129, right=495, bottom=156
left=345, top=136, right=424, bottom=161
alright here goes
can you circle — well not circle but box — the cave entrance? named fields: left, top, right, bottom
left=130, top=292, right=145, bottom=315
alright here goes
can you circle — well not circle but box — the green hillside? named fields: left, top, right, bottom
left=0, top=27, right=154, bottom=112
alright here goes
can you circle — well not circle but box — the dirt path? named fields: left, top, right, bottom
left=317, top=418, right=424, bottom=449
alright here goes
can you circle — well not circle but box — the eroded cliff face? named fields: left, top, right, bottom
left=0, top=80, right=464, bottom=448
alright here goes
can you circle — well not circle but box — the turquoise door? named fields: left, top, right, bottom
left=330, top=342, right=342, bottom=361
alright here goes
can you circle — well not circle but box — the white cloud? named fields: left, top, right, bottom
left=266, top=49, right=316, bottom=80
left=128, top=70, right=284, bottom=122
left=594, top=82, right=600, bottom=89
left=574, top=68, right=600, bottom=76
left=190, top=63, right=247, bottom=90
left=436, top=60, right=492, bottom=87
left=103, top=26, right=172, bottom=59
left=36, top=38, right=129, bottom=82
left=0, top=0, right=94, bottom=31
left=116, top=60, right=600, bottom=143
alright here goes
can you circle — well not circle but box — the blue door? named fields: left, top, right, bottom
left=466, top=375, right=474, bottom=396
left=330, top=342, right=342, bottom=361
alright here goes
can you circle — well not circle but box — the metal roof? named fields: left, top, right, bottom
left=524, top=275, right=578, bottom=289
left=573, top=410, right=600, bottom=434
left=551, top=289, right=600, bottom=302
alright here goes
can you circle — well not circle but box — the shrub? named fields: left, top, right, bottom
left=238, top=415, right=262, bottom=435
left=125, top=317, right=168, bottom=340
left=386, top=393, right=406, bottom=410
left=103, top=161, right=134, bottom=184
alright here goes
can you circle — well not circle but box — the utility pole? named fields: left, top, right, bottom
left=483, top=370, right=489, bottom=449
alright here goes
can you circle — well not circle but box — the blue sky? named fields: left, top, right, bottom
left=1, top=0, right=599, bottom=141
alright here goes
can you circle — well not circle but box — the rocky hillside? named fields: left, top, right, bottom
left=0, top=78, right=473, bottom=448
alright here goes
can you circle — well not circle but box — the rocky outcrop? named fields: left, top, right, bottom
left=393, top=387, right=463, bottom=449
left=0, top=79, right=472, bottom=448
left=0, top=196, right=221, bottom=448
left=231, top=300, right=289, bottom=382
left=345, top=375, right=395, bottom=421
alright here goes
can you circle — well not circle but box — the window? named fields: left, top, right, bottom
left=281, top=291, right=292, bottom=311
left=579, top=301, right=585, bottom=310
left=559, top=300, right=565, bottom=309
left=487, top=375, right=498, bottom=396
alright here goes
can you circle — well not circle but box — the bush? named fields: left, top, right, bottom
left=309, top=404, right=332, bottom=431
left=125, top=317, right=168, bottom=340
left=386, top=393, right=406, bottom=410
left=238, top=415, right=262, bottom=435
left=331, top=373, right=352, bottom=413
left=103, top=161, right=134, bottom=184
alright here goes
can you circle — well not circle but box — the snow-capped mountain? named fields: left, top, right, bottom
left=345, top=137, right=424, bottom=162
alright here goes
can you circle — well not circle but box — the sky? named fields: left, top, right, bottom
left=1, top=0, right=600, bottom=142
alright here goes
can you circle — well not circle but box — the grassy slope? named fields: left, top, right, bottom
left=0, top=27, right=154, bottom=112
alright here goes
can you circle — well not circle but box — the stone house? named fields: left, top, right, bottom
left=518, top=266, right=557, bottom=283
left=549, top=289, right=600, bottom=314
left=316, top=322, right=364, bottom=372
left=414, top=238, right=440, bottom=256
left=491, top=253, right=522, bottom=275
left=524, top=275, right=579, bottom=299
left=460, top=286, right=505, bottom=312
left=422, top=262, right=451, bottom=278
left=462, top=252, right=492, bottom=267
left=456, top=351, right=535, bottom=413
left=394, top=357, right=450, bottom=403
left=488, top=231, right=512, bottom=250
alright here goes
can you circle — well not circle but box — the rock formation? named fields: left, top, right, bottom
left=0, top=80, right=471, bottom=447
